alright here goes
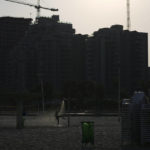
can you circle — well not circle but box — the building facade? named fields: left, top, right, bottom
left=0, top=17, right=148, bottom=99
left=10, top=16, right=76, bottom=94
left=0, top=17, right=32, bottom=92
left=86, top=25, right=148, bottom=98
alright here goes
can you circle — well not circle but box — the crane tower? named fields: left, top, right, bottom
left=4, top=0, right=58, bottom=23
left=127, top=0, right=131, bottom=30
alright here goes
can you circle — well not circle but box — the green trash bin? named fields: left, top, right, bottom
left=81, top=121, right=94, bottom=145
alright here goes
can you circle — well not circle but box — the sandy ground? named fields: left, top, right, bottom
left=0, top=111, right=121, bottom=150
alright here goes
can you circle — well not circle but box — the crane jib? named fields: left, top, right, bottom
left=4, top=0, right=59, bottom=17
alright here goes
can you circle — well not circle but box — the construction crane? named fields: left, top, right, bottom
left=127, top=0, right=131, bottom=30
left=4, top=0, right=58, bottom=23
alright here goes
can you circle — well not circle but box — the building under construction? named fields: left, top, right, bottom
left=86, top=25, right=148, bottom=98
left=0, top=16, right=148, bottom=100
left=8, top=15, right=76, bottom=94
left=0, top=17, right=32, bottom=92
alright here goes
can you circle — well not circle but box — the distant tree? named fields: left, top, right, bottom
left=62, top=80, right=105, bottom=110
left=30, top=82, right=53, bottom=100
left=138, top=80, right=150, bottom=95
left=120, top=88, right=130, bottom=99
left=95, top=84, right=105, bottom=99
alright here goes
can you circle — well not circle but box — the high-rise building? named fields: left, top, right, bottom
left=72, top=34, right=87, bottom=81
left=0, top=17, right=148, bottom=100
left=121, top=30, right=148, bottom=94
left=0, top=17, right=32, bottom=91
left=86, top=25, right=148, bottom=98
left=11, top=16, right=75, bottom=94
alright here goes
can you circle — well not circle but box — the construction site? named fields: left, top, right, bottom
left=0, top=0, right=150, bottom=150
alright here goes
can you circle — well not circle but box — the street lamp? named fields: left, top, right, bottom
left=118, top=51, right=121, bottom=122
left=118, top=66, right=121, bottom=121
left=41, top=79, right=45, bottom=112
left=38, top=73, right=45, bottom=112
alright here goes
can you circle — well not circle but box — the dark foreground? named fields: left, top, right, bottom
left=0, top=114, right=120, bottom=150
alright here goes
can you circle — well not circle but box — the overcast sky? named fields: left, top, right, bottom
left=0, top=0, right=150, bottom=65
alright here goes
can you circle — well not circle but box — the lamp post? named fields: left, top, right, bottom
left=66, top=98, right=70, bottom=127
left=118, top=66, right=121, bottom=121
left=118, top=48, right=121, bottom=121
left=41, top=79, right=45, bottom=112
left=38, top=73, right=45, bottom=112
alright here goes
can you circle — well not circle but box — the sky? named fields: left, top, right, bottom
left=0, top=0, right=150, bottom=65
